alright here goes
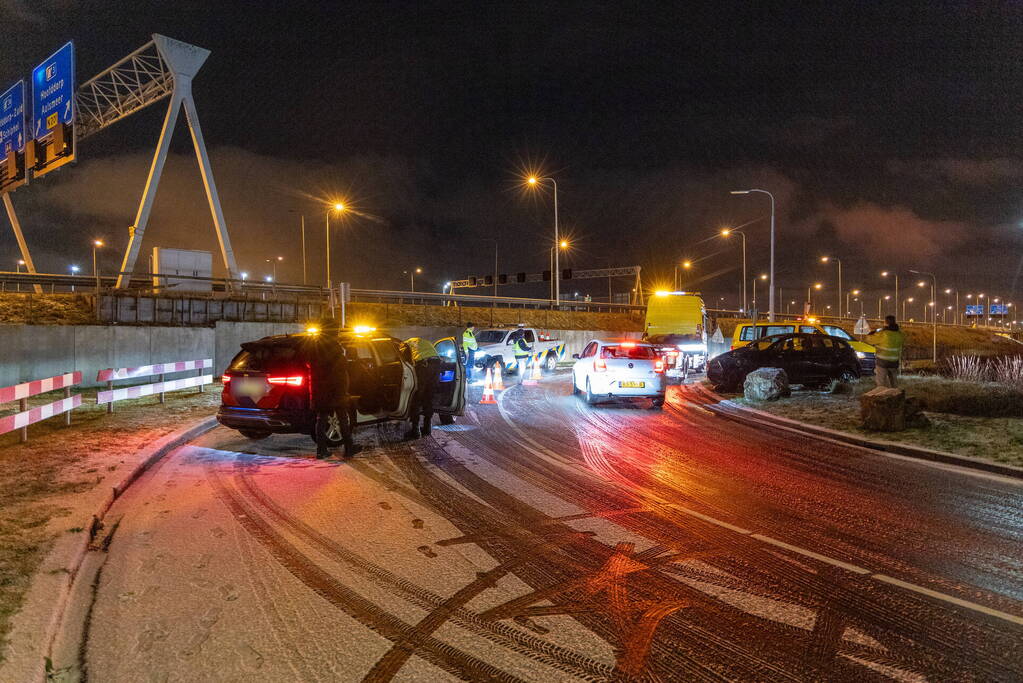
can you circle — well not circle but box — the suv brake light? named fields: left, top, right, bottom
left=593, top=358, right=607, bottom=372
left=654, top=360, right=664, bottom=373
left=267, top=376, right=305, bottom=386
left=221, top=374, right=231, bottom=383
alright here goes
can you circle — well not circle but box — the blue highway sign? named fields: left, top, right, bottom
left=990, top=304, right=1009, bottom=315
left=965, top=304, right=985, bottom=316
left=0, top=80, right=25, bottom=160
left=32, top=41, right=75, bottom=139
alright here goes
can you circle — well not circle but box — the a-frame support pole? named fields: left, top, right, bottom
left=181, top=82, right=238, bottom=283
left=115, top=90, right=182, bottom=288
left=4, top=194, right=42, bottom=294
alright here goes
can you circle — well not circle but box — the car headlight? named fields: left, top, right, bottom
left=855, top=351, right=866, bottom=359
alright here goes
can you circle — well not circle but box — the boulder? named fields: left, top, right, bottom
left=743, top=367, right=791, bottom=402
left=859, top=387, right=907, bottom=431
left=905, top=397, right=931, bottom=428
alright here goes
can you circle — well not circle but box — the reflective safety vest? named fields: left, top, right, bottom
left=514, top=337, right=531, bottom=358
left=462, top=329, right=478, bottom=352
left=867, top=328, right=904, bottom=363
left=404, top=337, right=440, bottom=363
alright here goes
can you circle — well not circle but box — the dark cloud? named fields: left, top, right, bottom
left=887, top=158, right=1023, bottom=186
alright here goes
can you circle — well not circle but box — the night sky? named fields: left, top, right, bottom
left=2, top=1, right=1022, bottom=311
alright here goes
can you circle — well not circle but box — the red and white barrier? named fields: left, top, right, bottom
left=96, top=359, right=212, bottom=411
left=0, top=371, right=83, bottom=441
left=97, top=375, right=211, bottom=405
left=96, top=359, right=211, bottom=382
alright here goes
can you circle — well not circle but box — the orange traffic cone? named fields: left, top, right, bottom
left=479, top=367, right=497, bottom=404
left=493, top=363, right=505, bottom=390
left=523, top=353, right=541, bottom=385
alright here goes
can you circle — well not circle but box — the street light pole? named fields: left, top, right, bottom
left=300, top=215, right=306, bottom=285
left=881, top=271, right=899, bottom=322
left=325, top=202, right=346, bottom=289
left=910, top=270, right=937, bottom=362
left=731, top=189, right=775, bottom=321
left=821, top=256, right=841, bottom=318
left=527, top=176, right=560, bottom=306
left=721, top=228, right=747, bottom=312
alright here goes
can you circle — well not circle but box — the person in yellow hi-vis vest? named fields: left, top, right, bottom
left=866, top=315, right=905, bottom=388
left=462, top=322, right=478, bottom=379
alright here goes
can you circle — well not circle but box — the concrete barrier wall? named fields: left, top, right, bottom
left=0, top=323, right=642, bottom=389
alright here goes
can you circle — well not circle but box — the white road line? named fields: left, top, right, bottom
left=493, top=384, right=1023, bottom=628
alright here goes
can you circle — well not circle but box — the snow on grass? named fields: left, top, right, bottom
left=0, top=387, right=220, bottom=663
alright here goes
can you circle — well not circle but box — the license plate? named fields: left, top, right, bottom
left=620, top=381, right=645, bottom=388
left=235, top=379, right=267, bottom=398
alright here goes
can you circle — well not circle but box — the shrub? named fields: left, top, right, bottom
left=945, top=355, right=989, bottom=383
left=991, top=356, right=1023, bottom=389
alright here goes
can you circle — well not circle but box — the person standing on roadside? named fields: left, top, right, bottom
left=308, top=322, right=358, bottom=458
left=866, top=315, right=905, bottom=388
left=511, top=329, right=532, bottom=381
left=402, top=336, right=442, bottom=439
left=462, top=322, right=478, bottom=380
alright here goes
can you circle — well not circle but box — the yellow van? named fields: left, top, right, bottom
left=731, top=319, right=875, bottom=371
left=644, top=291, right=707, bottom=374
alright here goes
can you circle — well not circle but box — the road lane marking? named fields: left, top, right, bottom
left=494, top=384, right=1023, bottom=629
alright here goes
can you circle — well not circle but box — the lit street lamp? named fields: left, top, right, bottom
left=944, top=287, right=960, bottom=326
left=550, top=240, right=569, bottom=299
left=674, top=259, right=692, bottom=291
left=752, top=273, right=767, bottom=313
left=881, top=270, right=899, bottom=322
left=70, top=265, right=80, bottom=292
left=720, top=228, right=748, bottom=312
left=821, top=256, right=842, bottom=317
left=909, top=269, right=937, bottom=362
left=92, top=239, right=105, bottom=293
left=240, top=271, right=249, bottom=281
left=403, top=266, right=423, bottom=292
left=877, top=294, right=891, bottom=318
left=16, top=258, right=25, bottom=292
left=527, top=176, right=561, bottom=306
left=807, top=282, right=822, bottom=314
left=266, top=256, right=283, bottom=283
left=903, top=297, right=914, bottom=321
left=325, top=202, right=346, bottom=288
left=846, top=288, right=860, bottom=317
left=730, top=189, right=776, bottom=320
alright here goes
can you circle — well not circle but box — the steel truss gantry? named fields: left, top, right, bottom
left=4, top=34, right=239, bottom=289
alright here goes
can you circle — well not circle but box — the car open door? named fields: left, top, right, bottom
left=433, top=337, right=466, bottom=416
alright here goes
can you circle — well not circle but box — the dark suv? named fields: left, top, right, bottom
left=217, top=330, right=465, bottom=446
left=707, top=332, right=860, bottom=392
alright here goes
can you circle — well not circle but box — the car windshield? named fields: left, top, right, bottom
left=475, top=330, right=507, bottom=344
left=601, top=344, right=657, bottom=359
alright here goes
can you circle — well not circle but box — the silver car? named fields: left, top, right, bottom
left=571, top=339, right=666, bottom=408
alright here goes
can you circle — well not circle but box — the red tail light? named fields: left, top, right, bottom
left=654, top=360, right=664, bottom=373
left=221, top=374, right=231, bottom=383
left=267, top=376, right=305, bottom=386
left=593, top=358, right=607, bottom=372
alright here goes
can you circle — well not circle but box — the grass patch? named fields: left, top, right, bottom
left=732, top=377, right=1023, bottom=466
left=0, top=387, right=220, bottom=664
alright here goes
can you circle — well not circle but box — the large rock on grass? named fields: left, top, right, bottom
left=743, top=367, right=790, bottom=402
left=860, top=387, right=907, bottom=431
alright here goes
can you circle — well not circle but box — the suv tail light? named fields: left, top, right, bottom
left=593, top=358, right=607, bottom=372
left=267, top=376, right=305, bottom=386
left=221, top=374, right=231, bottom=383
left=654, top=360, right=664, bottom=373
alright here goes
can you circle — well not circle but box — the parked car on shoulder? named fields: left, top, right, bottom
left=730, top=319, right=875, bottom=372
left=571, top=339, right=666, bottom=407
left=708, top=332, right=860, bottom=392
left=217, top=328, right=466, bottom=447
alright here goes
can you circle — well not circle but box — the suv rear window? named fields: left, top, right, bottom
left=822, top=325, right=853, bottom=340
left=229, top=344, right=303, bottom=372
left=601, top=345, right=657, bottom=359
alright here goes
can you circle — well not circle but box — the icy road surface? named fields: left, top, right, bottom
left=76, top=375, right=1023, bottom=681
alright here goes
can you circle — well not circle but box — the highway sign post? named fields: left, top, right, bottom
left=31, top=41, right=76, bottom=177
left=0, top=80, right=28, bottom=192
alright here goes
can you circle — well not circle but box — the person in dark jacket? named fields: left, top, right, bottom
left=307, top=323, right=358, bottom=458
left=401, top=337, right=442, bottom=439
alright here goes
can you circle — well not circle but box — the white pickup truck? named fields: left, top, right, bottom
left=473, top=327, right=567, bottom=375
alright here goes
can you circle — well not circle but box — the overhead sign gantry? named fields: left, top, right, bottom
left=2, top=35, right=239, bottom=290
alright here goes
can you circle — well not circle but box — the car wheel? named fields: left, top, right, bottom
left=649, top=398, right=664, bottom=409
left=439, top=414, right=455, bottom=425
left=572, top=372, right=581, bottom=395
left=238, top=429, right=271, bottom=440
left=322, top=409, right=351, bottom=448
left=544, top=352, right=558, bottom=372
left=585, top=379, right=598, bottom=405
left=838, top=368, right=858, bottom=384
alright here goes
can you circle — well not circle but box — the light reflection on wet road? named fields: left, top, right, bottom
left=80, top=374, right=1023, bottom=681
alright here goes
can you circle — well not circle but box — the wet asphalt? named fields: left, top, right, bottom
left=78, top=373, right=1023, bottom=681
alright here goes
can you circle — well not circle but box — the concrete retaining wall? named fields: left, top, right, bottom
left=0, top=324, right=640, bottom=389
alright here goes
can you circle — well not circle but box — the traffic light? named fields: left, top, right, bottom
left=562, top=268, right=572, bottom=280
left=468, top=277, right=477, bottom=287
left=542, top=270, right=551, bottom=281
left=516, top=272, right=526, bottom=283
left=484, top=275, right=493, bottom=286
left=499, top=273, right=508, bottom=284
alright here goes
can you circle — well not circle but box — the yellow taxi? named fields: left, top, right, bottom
left=730, top=318, right=875, bottom=371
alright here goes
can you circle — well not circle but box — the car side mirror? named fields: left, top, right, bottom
left=572, top=353, right=580, bottom=359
